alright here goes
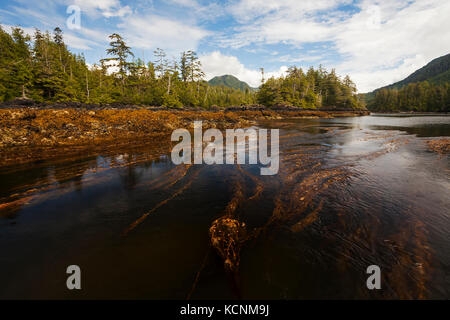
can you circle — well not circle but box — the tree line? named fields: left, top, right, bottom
left=368, top=81, right=450, bottom=112
left=257, top=66, right=365, bottom=109
left=0, top=26, right=256, bottom=108
left=0, top=25, right=364, bottom=110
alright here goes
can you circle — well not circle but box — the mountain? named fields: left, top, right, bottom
left=369, top=53, right=450, bottom=94
left=365, top=53, right=450, bottom=112
left=208, top=75, right=255, bottom=91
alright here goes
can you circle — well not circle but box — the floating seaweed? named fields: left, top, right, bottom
left=122, top=167, right=201, bottom=236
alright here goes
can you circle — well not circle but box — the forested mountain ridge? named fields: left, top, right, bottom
left=382, top=53, right=450, bottom=90
left=366, top=54, right=450, bottom=112
left=208, top=75, right=254, bottom=92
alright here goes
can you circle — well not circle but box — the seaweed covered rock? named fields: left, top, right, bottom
left=209, top=217, right=246, bottom=272
left=427, top=138, right=450, bottom=155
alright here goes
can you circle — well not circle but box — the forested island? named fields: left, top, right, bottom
left=0, top=26, right=365, bottom=110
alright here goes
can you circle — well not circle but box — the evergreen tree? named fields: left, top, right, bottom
left=257, top=66, right=364, bottom=109
left=101, top=33, right=134, bottom=91
left=1, top=25, right=380, bottom=110
left=369, top=81, right=449, bottom=112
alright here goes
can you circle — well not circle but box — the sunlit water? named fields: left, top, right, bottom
left=0, top=115, right=449, bottom=299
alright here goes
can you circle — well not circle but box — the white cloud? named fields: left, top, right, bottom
left=168, top=0, right=199, bottom=8
left=200, top=51, right=288, bottom=88
left=117, top=14, right=210, bottom=54
left=9, top=5, right=63, bottom=27
left=75, top=27, right=108, bottom=44
left=228, top=0, right=347, bottom=23
left=71, top=0, right=132, bottom=18
left=3, top=1, right=110, bottom=51
left=2, top=25, right=36, bottom=38
left=224, top=0, right=450, bottom=92
left=63, top=32, right=102, bottom=50
left=334, top=0, right=450, bottom=92
left=2, top=23, right=103, bottom=50
left=4, top=1, right=210, bottom=55
left=276, top=53, right=326, bottom=63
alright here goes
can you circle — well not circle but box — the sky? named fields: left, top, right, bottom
left=0, top=0, right=449, bottom=93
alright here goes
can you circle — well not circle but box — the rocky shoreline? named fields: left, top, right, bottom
left=0, top=106, right=369, bottom=167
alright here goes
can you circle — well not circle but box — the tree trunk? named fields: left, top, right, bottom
left=167, top=75, right=171, bottom=95
left=204, top=86, right=209, bottom=102
left=59, top=48, right=66, bottom=73
left=86, top=71, right=90, bottom=102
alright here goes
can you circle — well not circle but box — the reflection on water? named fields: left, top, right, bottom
left=0, top=115, right=449, bottom=299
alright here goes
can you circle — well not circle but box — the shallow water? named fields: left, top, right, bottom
left=0, top=115, right=449, bottom=299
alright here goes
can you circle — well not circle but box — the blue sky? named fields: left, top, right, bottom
left=0, top=0, right=449, bottom=92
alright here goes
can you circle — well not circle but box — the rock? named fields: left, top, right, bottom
left=2, top=98, right=35, bottom=106
left=22, top=113, right=36, bottom=120
left=26, top=125, right=40, bottom=133
left=10, top=112, right=24, bottom=120
left=63, top=123, right=77, bottom=130
left=41, top=138, right=52, bottom=145
left=90, top=121, right=101, bottom=129
left=164, top=122, right=176, bottom=130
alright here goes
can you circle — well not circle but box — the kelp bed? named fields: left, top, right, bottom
left=117, top=125, right=434, bottom=299
left=0, top=120, right=442, bottom=299
left=0, top=108, right=367, bottom=167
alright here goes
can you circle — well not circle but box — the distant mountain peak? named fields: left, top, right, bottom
left=208, top=75, right=255, bottom=91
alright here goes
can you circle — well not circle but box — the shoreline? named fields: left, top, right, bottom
left=371, top=112, right=449, bottom=115
left=0, top=107, right=369, bottom=167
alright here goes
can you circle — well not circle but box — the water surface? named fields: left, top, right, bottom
left=0, top=115, right=449, bottom=299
